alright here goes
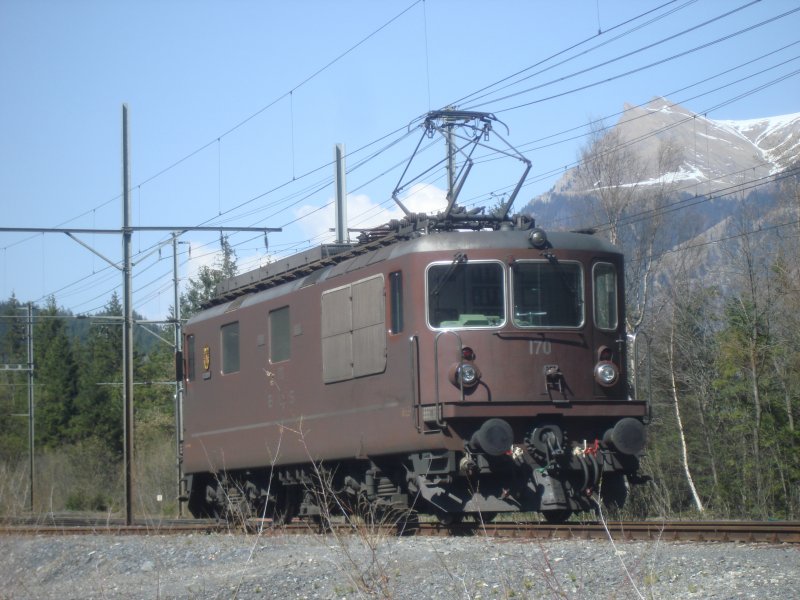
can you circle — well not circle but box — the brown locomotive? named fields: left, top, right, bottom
left=181, top=111, right=649, bottom=524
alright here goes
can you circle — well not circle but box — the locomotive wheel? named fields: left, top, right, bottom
left=472, top=511, right=497, bottom=525
left=187, top=475, right=218, bottom=519
left=270, top=509, right=294, bottom=526
left=358, top=496, right=386, bottom=525
left=395, top=509, right=419, bottom=536
left=541, top=509, right=571, bottom=524
left=598, top=473, right=629, bottom=516
left=269, top=492, right=297, bottom=526
left=221, top=486, right=254, bottom=524
left=345, top=493, right=378, bottom=525
left=435, top=510, right=463, bottom=526
left=283, top=490, right=301, bottom=524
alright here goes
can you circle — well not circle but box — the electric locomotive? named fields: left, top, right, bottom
left=180, top=111, right=649, bottom=524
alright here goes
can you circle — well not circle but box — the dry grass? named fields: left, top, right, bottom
left=0, top=432, right=180, bottom=520
left=0, top=459, right=29, bottom=517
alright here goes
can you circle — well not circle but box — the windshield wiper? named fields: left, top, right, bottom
left=431, top=252, right=467, bottom=297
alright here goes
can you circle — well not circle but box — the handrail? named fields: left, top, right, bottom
left=409, top=334, right=421, bottom=432
left=630, top=331, right=652, bottom=423
left=433, top=330, right=468, bottom=423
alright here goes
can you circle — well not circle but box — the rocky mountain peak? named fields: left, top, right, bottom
left=541, top=98, right=799, bottom=201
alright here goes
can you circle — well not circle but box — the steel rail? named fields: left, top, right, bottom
left=0, top=515, right=222, bottom=536
left=2, top=516, right=798, bottom=543
left=422, top=520, right=800, bottom=544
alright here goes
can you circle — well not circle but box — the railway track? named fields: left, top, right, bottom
left=424, top=520, right=800, bottom=544
left=3, top=514, right=797, bottom=543
left=0, top=514, right=221, bottom=536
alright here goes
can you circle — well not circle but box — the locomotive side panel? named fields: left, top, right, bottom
left=183, top=253, right=459, bottom=476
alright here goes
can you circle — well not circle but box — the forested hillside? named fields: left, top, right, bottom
left=523, top=104, right=800, bottom=518
left=1, top=135, right=798, bottom=520
left=0, top=239, right=237, bottom=516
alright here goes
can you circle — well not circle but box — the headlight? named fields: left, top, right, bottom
left=449, top=361, right=481, bottom=389
left=528, top=227, right=548, bottom=249
left=459, top=363, right=479, bottom=386
left=594, top=361, right=618, bottom=387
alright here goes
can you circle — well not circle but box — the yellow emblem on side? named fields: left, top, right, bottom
left=202, top=345, right=210, bottom=371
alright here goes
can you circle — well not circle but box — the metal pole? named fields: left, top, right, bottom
left=446, top=120, right=456, bottom=201
left=172, top=233, right=184, bottom=516
left=334, top=144, right=347, bottom=244
left=122, top=104, right=135, bottom=526
left=27, top=302, right=34, bottom=513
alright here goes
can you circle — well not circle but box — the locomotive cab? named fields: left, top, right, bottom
left=405, top=228, right=647, bottom=522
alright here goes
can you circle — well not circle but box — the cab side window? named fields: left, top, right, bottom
left=593, top=262, right=618, bottom=331
left=389, top=271, right=403, bottom=334
left=186, top=334, right=196, bottom=381
left=221, top=321, right=240, bottom=373
left=270, top=306, right=291, bottom=363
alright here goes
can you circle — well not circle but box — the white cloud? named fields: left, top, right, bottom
left=292, top=183, right=447, bottom=244
left=396, top=182, right=448, bottom=214
left=181, top=184, right=450, bottom=284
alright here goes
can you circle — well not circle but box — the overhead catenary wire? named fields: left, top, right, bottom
left=6, top=2, right=427, bottom=312
left=607, top=166, right=800, bottom=232
left=87, top=73, right=800, bottom=316
left=627, top=215, right=800, bottom=270
left=513, top=40, right=800, bottom=156
left=7, top=1, right=798, bottom=317
left=7, top=0, right=688, bottom=255
left=434, top=48, right=800, bottom=225
left=95, top=106, right=800, bottom=310
left=467, top=47, right=800, bottom=186
left=451, top=0, right=694, bottom=109
left=477, top=4, right=800, bottom=113
left=463, top=0, right=758, bottom=111
left=2, top=2, right=423, bottom=272
left=133, top=0, right=423, bottom=195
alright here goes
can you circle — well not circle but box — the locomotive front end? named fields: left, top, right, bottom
left=410, top=228, right=649, bottom=522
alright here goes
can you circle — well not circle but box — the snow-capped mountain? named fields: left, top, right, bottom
left=531, top=97, right=800, bottom=205
left=716, top=112, right=800, bottom=172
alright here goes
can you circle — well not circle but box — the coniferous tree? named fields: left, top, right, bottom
left=1, top=294, right=27, bottom=362
left=134, top=330, right=176, bottom=443
left=70, top=293, right=125, bottom=455
left=34, top=296, right=78, bottom=448
left=0, top=294, right=30, bottom=459
left=180, top=235, right=238, bottom=319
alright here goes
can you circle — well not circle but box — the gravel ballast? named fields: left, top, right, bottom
left=2, top=532, right=798, bottom=599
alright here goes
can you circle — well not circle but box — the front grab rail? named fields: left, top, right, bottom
left=630, top=330, right=652, bottom=424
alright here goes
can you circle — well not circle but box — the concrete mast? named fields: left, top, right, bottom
left=122, top=104, right=134, bottom=526
left=334, top=144, right=347, bottom=244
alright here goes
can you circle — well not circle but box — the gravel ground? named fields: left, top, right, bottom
left=1, top=531, right=798, bottom=599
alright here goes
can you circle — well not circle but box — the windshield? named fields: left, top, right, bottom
left=512, top=261, right=584, bottom=328
left=427, top=261, right=505, bottom=328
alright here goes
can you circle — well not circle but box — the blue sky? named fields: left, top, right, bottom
left=1, top=0, right=798, bottom=320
